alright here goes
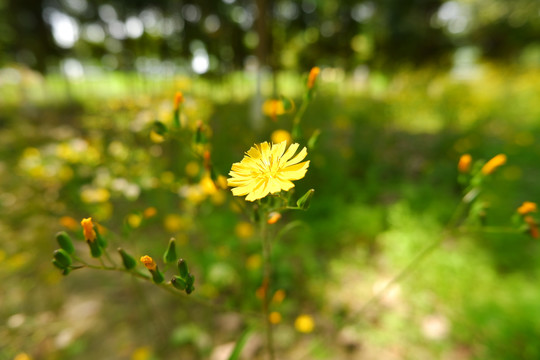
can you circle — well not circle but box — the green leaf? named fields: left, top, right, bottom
left=227, top=328, right=253, bottom=360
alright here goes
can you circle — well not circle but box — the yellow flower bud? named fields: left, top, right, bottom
left=81, top=217, right=96, bottom=242
left=481, top=154, right=506, bottom=175
left=307, top=67, right=320, bottom=89
left=457, top=154, right=472, bottom=173
left=174, top=91, right=184, bottom=110
left=518, top=201, right=537, bottom=215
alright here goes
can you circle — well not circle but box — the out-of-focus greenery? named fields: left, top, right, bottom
left=2, top=64, right=540, bottom=360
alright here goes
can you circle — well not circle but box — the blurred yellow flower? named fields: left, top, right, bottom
left=294, top=314, right=315, bottom=333
left=143, top=207, right=157, bottom=218
left=269, top=311, right=282, bottom=324
left=14, top=353, right=32, bottom=360
left=262, top=99, right=285, bottom=121
left=81, top=217, right=96, bottom=242
left=228, top=141, right=310, bottom=202
left=132, top=346, right=152, bottom=360
left=271, top=129, right=292, bottom=145
left=481, top=154, right=506, bottom=175
left=246, top=253, right=262, bottom=270
left=140, top=255, right=156, bottom=271
left=150, top=130, right=165, bottom=143
left=518, top=201, right=537, bottom=215
left=235, top=221, right=254, bottom=239
left=127, top=214, right=142, bottom=228
left=272, top=289, right=286, bottom=304
left=60, top=216, right=79, bottom=230
left=185, top=161, right=200, bottom=177
left=164, top=214, right=188, bottom=232
left=458, top=154, right=472, bottom=173
left=81, top=187, right=110, bottom=203
left=307, top=66, right=320, bottom=89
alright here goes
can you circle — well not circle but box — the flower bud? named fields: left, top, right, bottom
left=297, top=189, right=315, bottom=210
left=95, top=225, right=107, bottom=249
left=56, top=231, right=74, bottom=254
left=53, top=249, right=72, bottom=268
left=185, top=274, right=195, bottom=294
left=118, top=248, right=137, bottom=270
left=481, top=154, right=506, bottom=175
left=163, top=238, right=177, bottom=264
left=307, top=67, right=320, bottom=89
left=458, top=154, right=472, bottom=173
left=177, top=258, right=189, bottom=278
left=171, top=275, right=187, bottom=291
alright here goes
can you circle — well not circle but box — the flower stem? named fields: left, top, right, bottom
left=260, top=211, right=275, bottom=360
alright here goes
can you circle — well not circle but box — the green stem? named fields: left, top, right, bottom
left=291, top=99, right=309, bottom=140
left=260, top=211, right=275, bottom=360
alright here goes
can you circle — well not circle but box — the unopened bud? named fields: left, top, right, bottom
left=297, top=189, right=315, bottom=210
left=118, top=248, right=137, bottom=270
left=53, top=249, right=72, bottom=268
left=177, top=258, right=189, bottom=278
left=56, top=231, right=74, bottom=254
left=163, top=238, right=177, bottom=264
left=171, top=275, right=187, bottom=291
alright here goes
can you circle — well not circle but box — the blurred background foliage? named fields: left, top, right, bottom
left=2, top=0, right=540, bottom=360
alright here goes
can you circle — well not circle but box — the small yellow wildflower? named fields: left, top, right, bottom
left=14, top=353, right=32, bottom=360
left=262, top=99, right=285, bottom=121
left=246, top=253, right=262, bottom=270
left=228, top=141, right=310, bottom=202
left=269, top=311, right=282, bottom=324
left=173, top=91, right=184, bottom=110
left=140, top=255, right=156, bottom=271
left=481, top=154, right=507, bottom=175
left=294, top=314, right=315, bottom=333
left=458, top=154, right=472, bottom=173
left=81, top=217, right=96, bottom=242
left=307, top=67, right=320, bottom=89
left=518, top=201, right=537, bottom=215
left=267, top=212, right=282, bottom=224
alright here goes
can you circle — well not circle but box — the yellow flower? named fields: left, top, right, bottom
left=307, top=66, right=320, bottom=89
left=262, top=99, right=285, bottom=121
left=518, top=201, right=537, bottom=215
left=60, top=216, right=79, bottom=231
left=81, top=217, right=96, bottom=242
left=481, top=154, right=506, bottom=175
left=269, top=311, right=282, bottom=324
left=271, top=129, right=292, bottom=145
left=228, top=141, right=310, bottom=202
left=140, top=255, right=156, bottom=271
left=458, top=154, right=472, bottom=173
left=294, top=314, right=315, bottom=333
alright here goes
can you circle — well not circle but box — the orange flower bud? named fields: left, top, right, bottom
left=517, top=201, right=537, bottom=215
left=173, top=91, right=184, bottom=110
left=481, top=154, right=506, bottom=175
left=267, top=212, right=282, bottom=224
left=140, top=255, right=157, bottom=271
left=307, top=67, right=320, bottom=89
left=81, top=217, right=96, bottom=242
left=458, top=154, right=472, bottom=173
